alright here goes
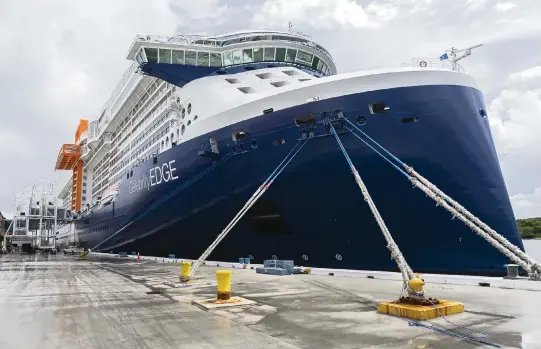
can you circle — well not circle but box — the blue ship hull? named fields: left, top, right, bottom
left=73, top=84, right=523, bottom=276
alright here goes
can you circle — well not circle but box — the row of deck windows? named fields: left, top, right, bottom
left=140, top=46, right=331, bottom=76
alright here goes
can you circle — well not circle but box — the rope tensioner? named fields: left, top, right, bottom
left=339, top=113, right=541, bottom=281
left=190, top=139, right=308, bottom=277
left=328, top=120, right=428, bottom=302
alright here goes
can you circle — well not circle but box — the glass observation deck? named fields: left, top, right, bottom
left=125, top=30, right=337, bottom=86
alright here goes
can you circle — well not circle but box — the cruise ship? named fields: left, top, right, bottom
left=55, top=29, right=524, bottom=276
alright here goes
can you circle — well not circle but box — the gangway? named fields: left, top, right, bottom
left=2, top=179, right=63, bottom=253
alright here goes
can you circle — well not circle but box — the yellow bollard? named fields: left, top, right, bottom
left=216, top=270, right=232, bottom=300
left=79, top=250, right=85, bottom=260
left=180, top=261, right=191, bottom=283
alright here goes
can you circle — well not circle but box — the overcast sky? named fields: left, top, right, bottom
left=0, top=0, right=540, bottom=220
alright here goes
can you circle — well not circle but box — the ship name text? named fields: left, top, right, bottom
left=129, top=160, right=179, bottom=194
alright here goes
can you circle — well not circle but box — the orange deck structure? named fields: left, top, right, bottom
left=55, top=119, right=88, bottom=212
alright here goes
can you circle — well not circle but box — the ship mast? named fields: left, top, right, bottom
left=442, top=44, right=483, bottom=71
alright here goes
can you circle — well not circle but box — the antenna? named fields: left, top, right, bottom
left=442, top=44, right=483, bottom=71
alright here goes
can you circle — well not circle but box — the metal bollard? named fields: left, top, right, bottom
left=180, top=261, right=191, bottom=283
left=216, top=270, right=232, bottom=300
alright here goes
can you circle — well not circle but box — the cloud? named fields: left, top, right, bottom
left=488, top=65, right=541, bottom=218
left=253, top=0, right=379, bottom=30
left=511, top=188, right=541, bottom=219
left=0, top=0, right=184, bottom=212
left=494, top=1, right=517, bottom=12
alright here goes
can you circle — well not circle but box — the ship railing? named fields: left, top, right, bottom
left=400, top=58, right=465, bottom=73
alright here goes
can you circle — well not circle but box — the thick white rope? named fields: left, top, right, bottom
left=406, top=166, right=541, bottom=280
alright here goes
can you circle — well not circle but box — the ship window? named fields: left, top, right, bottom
left=253, top=48, right=263, bottom=62
left=243, top=48, right=253, bottom=63
left=210, top=53, right=222, bottom=66
left=264, top=47, right=276, bottom=61
left=317, top=60, right=324, bottom=71
left=172, top=50, right=184, bottom=64
left=299, top=78, right=311, bottom=82
left=225, top=78, right=240, bottom=84
left=145, top=48, right=158, bottom=63
left=181, top=108, right=185, bottom=119
left=401, top=117, right=418, bottom=123
left=238, top=86, right=256, bottom=94
left=369, top=102, right=391, bottom=114
left=185, top=51, right=197, bottom=65
left=171, top=133, right=174, bottom=140
left=232, top=50, right=242, bottom=64
left=181, top=124, right=185, bottom=135
left=223, top=52, right=233, bottom=65
left=256, top=73, right=272, bottom=79
left=285, top=49, right=297, bottom=62
left=271, top=81, right=289, bottom=87
left=187, top=103, right=192, bottom=114
left=158, top=48, right=171, bottom=64
left=130, top=170, right=133, bottom=177
left=275, top=48, right=286, bottom=61
left=296, top=50, right=313, bottom=65
left=197, top=52, right=209, bottom=66
left=311, top=56, right=320, bottom=70
left=187, top=120, right=191, bottom=126
left=161, top=140, right=164, bottom=147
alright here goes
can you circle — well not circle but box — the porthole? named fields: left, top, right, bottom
left=176, top=96, right=180, bottom=105
left=302, top=254, right=308, bottom=260
left=181, top=124, right=185, bottom=135
left=181, top=108, right=185, bottom=119
left=194, top=115, right=198, bottom=120
left=479, top=108, right=487, bottom=118
left=335, top=254, right=342, bottom=261
left=161, top=140, right=164, bottom=147
left=357, top=116, right=367, bottom=126
left=250, top=139, right=258, bottom=149
left=401, top=117, right=418, bottom=123
left=187, top=120, right=191, bottom=126
left=248, top=255, right=254, bottom=260
left=187, top=103, right=192, bottom=114
left=130, top=170, right=133, bottom=177
left=166, top=137, right=169, bottom=143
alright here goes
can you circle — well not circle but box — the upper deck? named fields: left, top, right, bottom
left=125, top=30, right=337, bottom=86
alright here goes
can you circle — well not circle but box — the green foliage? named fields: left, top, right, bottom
left=516, top=217, right=541, bottom=239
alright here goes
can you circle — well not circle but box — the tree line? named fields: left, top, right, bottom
left=517, top=217, right=541, bottom=239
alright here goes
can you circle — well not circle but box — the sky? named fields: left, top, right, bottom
left=0, top=0, right=540, bottom=219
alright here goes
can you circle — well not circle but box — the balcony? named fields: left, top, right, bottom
left=55, top=144, right=81, bottom=170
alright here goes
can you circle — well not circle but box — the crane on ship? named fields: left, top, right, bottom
left=440, top=44, right=483, bottom=71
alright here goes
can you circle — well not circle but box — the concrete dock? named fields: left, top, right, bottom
left=0, top=253, right=539, bottom=349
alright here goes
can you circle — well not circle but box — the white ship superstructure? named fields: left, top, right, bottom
left=56, top=30, right=337, bottom=215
